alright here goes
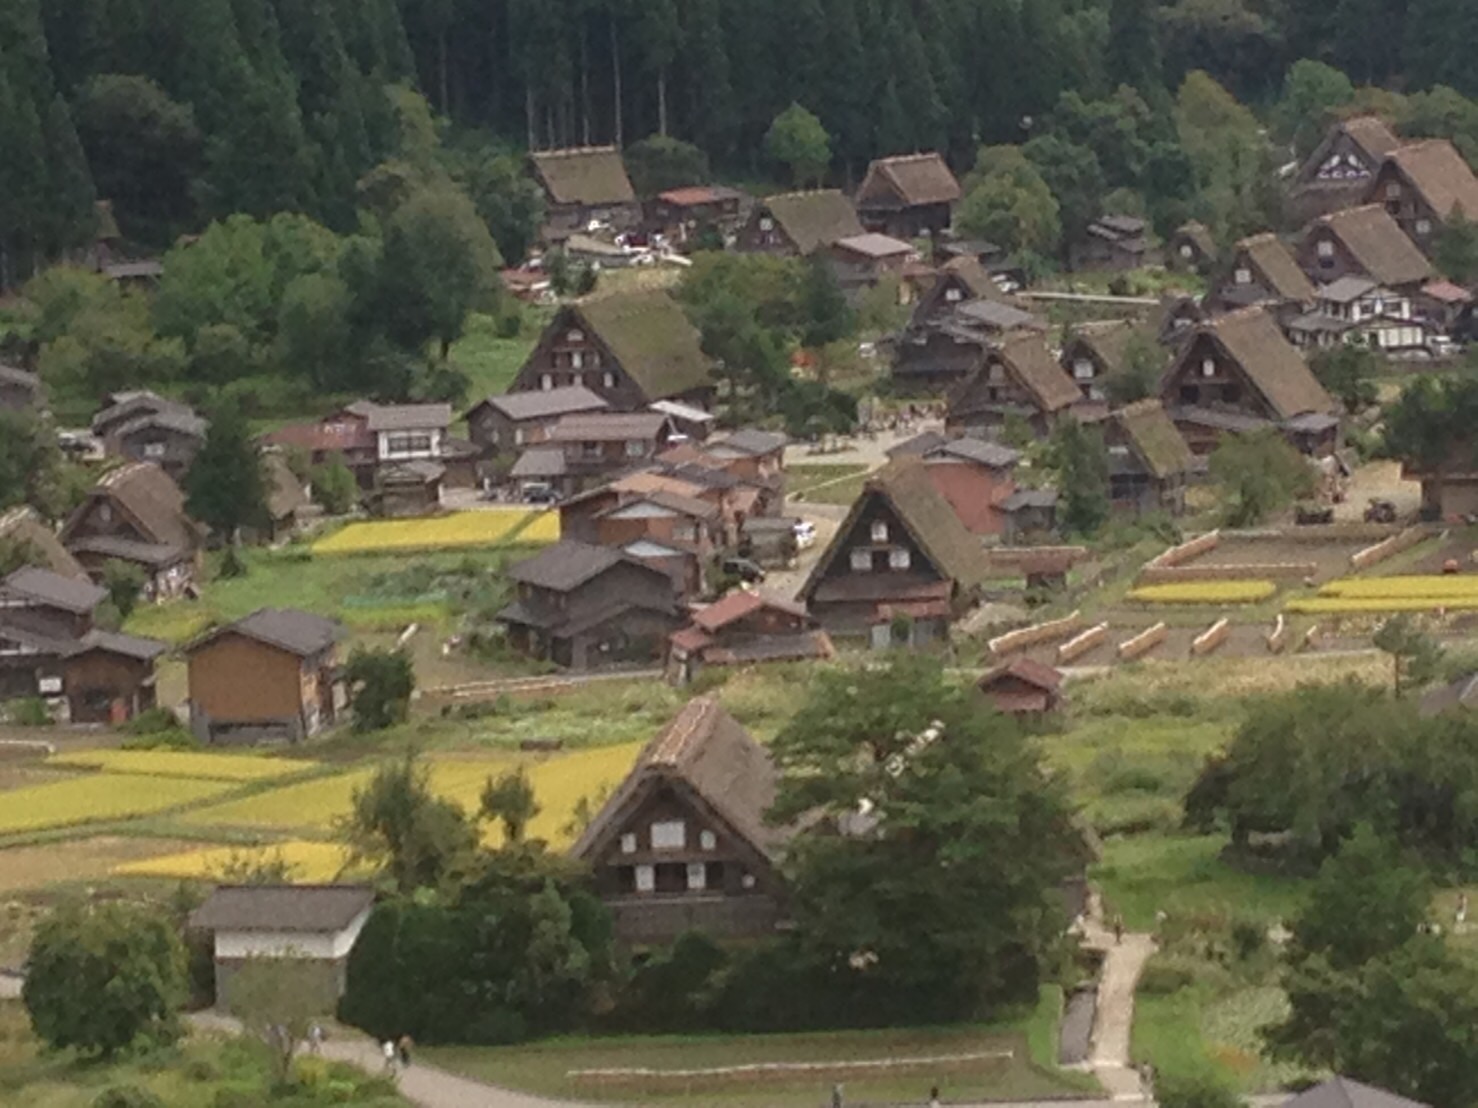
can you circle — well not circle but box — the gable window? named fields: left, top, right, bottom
left=945, top=287, right=962, bottom=302
left=699, top=829, right=716, bottom=850
left=889, top=548, right=912, bottom=570
left=1317, top=239, right=1334, bottom=259
left=1179, top=243, right=1194, bottom=259
left=650, top=820, right=686, bottom=850
left=635, top=864, right=655, bottom=893
left=686, top=862, right=707, bottom=891
left=870, top=520, right=889, bottom=542
left=620, top=832, right=637, bottom=854
left=98, top=503, right=112, bottom=524
left=571, top=350, right=584, bottom=369
left=850, top=549, right=872, bottom=572
left=1233, top=267, right=1251, bottom=285
left=1072, top=358, right=1095, bottom=380
left=1415, top=218, right=1432, bottom=236
left=1386, top=182, right=1402, bottom=199
left=759, top=217, right=774, bottom=231
left=602, top=371, right=615, bottom=388
left=143, top=442, right=165, bottom=458
left=540, top=374, right=553, bottom=391
left=1201, top=358, right=1217, bottom=377
left=567, top=328, right=584, bottom=342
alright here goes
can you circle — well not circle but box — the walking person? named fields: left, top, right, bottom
left=382, top=1039, right=397, bottom=1074
left=1112, top=914, right=1124, bottom=944
left=929, top=1083, right=941, bottom=1107
left=831, top=1082, right=844, bottom=1108
left=308, top=1023, right=323, bottom=1055
left=397, top=1033, right=414, bottom=1070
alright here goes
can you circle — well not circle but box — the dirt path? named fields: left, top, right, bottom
left=1078, top=897, right=1157, bottom=1102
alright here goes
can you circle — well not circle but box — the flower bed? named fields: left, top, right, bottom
left=1127, top=581, right=1277, bottom=605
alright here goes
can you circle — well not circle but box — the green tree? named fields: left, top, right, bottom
left=1174, top=71, right=1276, bottom=242
left=480, top=768, right=540, bottom=845
left=1105, top=329, right=1164, bottom=404
left=444, top=145, right=545, bottom=266
left=958, top=146, right=1063, bottom=257
left=767, top=656, right=1083, bottom=1020
left=797, top=254, right=854, bottom=349
left=1208, top=429, right=1314, bottom=526
left=228, top=956, right=334, bottom=1084
left=0, top=408, right=69, bottom=519
left=1050, top=419, right=1111, bottom=537
left=23, top=900, right=186, bottom=1058
left=344, top=645, right=415, bottom=731
left=1311, top=344, right=1379, bottom=415
left=183, top=405, right=268, bottom=543
left=310, top=456, right=358, bottom=514
left=1434, top=207, right=1478, bottom=284
left=1156, top=1068, right=1244, bottom=1108
left=622, top=134, right=710, bottom=197
left=276, top=271, right=354, bottom=391
left=40, top=95, right=97, bottom=259
left=764, top=103, right=831, bottom=187
left=339, top=749, right=478, bottom=893
left=1372, top=614, right=1443, bottom=699
left=1380, top=374, right=1478, bottom=512
left=1277, top=60, right=1357, bottom=157
left=1024, top=134, right=1106, bottom=256
left=100, top=559, right=146, bottom=621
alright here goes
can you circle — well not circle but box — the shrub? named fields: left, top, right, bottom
left=7, top=697, right=52, bottom=726
left=125, top=707, right=182, bottom=735
left=688, top=667, right=732, bottom=696
left=1138, top=958, right=1197, bottom=995
left=91, top=1086, right=165, bottom=1108
left=1156, top=1067, right=1244, bottom=1108
left=183, top=1057, right=220, bottom=1082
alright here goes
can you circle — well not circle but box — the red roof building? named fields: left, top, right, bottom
left=668, top=589, right=833, bottom=682
left=976, top=656, right=1065, bottom=717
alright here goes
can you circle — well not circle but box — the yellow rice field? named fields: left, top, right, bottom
left=1319, top=575, right=1478, bottom=599
left=311, top=509, right=556, bottom=555
left=114, top=840, right=358, bottom=883
left=517, top=511, right=562, bottom=544
left=1128, top=580, right=1277, bottom=604
left=48, top=750, right=316, bottom=782
left=1287, top=595, right=1478, bottom=614
left=0, top=775, right=236, bottom=835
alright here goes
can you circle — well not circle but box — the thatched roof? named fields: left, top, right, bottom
left=1173, top=220, right=1215, bottom=257
left=996, top=332, right=1083, bottom=413
left=1310, top=204, right=1433, bottom=287
left=1340, top=116, right=1402, bottom=162
left=1236, top=233, right=1316, bottom=302
left=570, top=697, right=784, bottom=861
left=760, top=190, right=865, bottom=253
left=1113, top=400, right=1194, bottom=479
left=1383, top=139, right=1478, bottom=220
left=62, top=462, right=200, bottom=553
left=1193, top=308, right=1335, bottom=419
left=1066, top=320, right=1137, bottom=376
left=0, top=507, right=86, bottom=579
left=574, top=291, right=711, bottom=401
left=858, top=153, right=962, bottom=208
left=529, top=146, right=636, bottom=206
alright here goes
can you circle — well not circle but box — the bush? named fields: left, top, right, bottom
left=125, top=707, right=183, bottom=735
left=1137, top=957, right=1197, bottom=995
left=1156, top=1067, right=1244, bottom=1108
left=182, top=1057, right=220, bottom=1082
left=91, top=1087, right=165, bottom=1108
left=7, top=697, right=53, bottom=726
left=495, top=310, right=523, bottom=338
left=687, top=667, right=731, bottom=695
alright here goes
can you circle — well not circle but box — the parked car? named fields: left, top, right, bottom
left=1364, top=498, right=1398, bottom=524
left=522, top=482, right=558, bottom=505
left=793, top=520, right=817, bottom=550
left=721, top=556, right=767, bottom=584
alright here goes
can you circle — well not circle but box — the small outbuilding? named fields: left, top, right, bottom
left=189, top=885, right=375, bottom=1014
left=976, top=656, right=1065, bottom=718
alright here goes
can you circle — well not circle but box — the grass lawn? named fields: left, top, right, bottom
left=424, top=988, right=1094, bottom=1107
left=450, top=310, right=544, bottom=405
left=787, top=464, right=870, bottom=506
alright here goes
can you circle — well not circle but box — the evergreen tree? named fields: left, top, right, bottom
left=0, top=69, right=48, bottom=286
left=41, top=95, right=97, bottom=258
left=1050, top=420, right=1111, bottom=537
left=1106, top=0, right=1163, bottom=94
left=184, top=404, right=270, bottom=542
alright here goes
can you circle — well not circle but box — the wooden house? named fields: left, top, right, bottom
left=1416, top=280, right=1474, bottom=336
left=0, top=364, right=44, bottom=412
left=828, top=233, right=916, bottom=295
left=496, top=541, right=682, bottom=670
left=647, top=186, right=748, bottom=246
left=855, top=153, right=961, bottom=239
left=528, top=146, right=640, bottom=241
left=509, top=411, right=677, bottom=498
left=976, top=656, right=1064, bottom=718
left=734, top=191, right=865, bottom=257
left=1286, top=277, right=1428, bottom=354
left=1211, top=233, right=1316, bottom=318
left=508, top=291, right=713, bottom=412
left=91, top=392, right=206, bottom=482
left=1069, top=214, right=1155, bottom=272
left=944, top=332, right=1083, bottom=438
left=799, top=459, right=987, bottom=645
left=1161, top=308, right=1340, bottom=456
left=371, top=460, right=444, bottom=517
left=1060, top=320, right=1159, bottom=404
left=668, top=590, right=833, bottom=683
left=1288, top=115, right=1403, bottom=221
left=570, top=697, right=789, bottom=943
left=1167, top=221, right=1216, bottom=273
left=895, top=435, right=1022, bottom=536
left=1366, top=139, right=1478, bottom=254
left=186, top=609, right=345, bottom=744
left=0, top=567, right=164, bottom=723
left=1100, top=400, right=1195, bottom=515
left=1297, top=204, right=1434, bottom=293
left=464, top=386, right=609, bottom=463
left=60, top=463, right=202, bottom=599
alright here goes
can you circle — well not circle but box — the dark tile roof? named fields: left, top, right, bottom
left=1236, top=233, right=1316, bottom=302
left=111, top=409, right=208, bottom=440
left=345, top=401, right=452, bottom=432
left=954, top=299, right=1042, bottom=331
left=691, top=588, right=808, bottom=632
left=1281, top=1077, right=1429, bottom=1108
left=92, top=393, right=196, bottom=436
left=709, top=429, right=788, bottom=457
left=926, top=438, right=1020, bottom=470
left=571, top=697, right=784, bottom=862
left=1, top=567, right=106, bottom=614
left=1310, top=204, right=1434, bottom=287
left=887, top=430, right=950, bottom=458
left=834, top=232, right=915, bottom=259
left=510, top=446, right=568, bottom=478
left=74, top=629, right=167, bottom=661
left=65, top=536, right=185, bottom=567
left=189, top=608, right=344, bottom=657
left=189, top=885, right=374, bottom=933
left=1384, top=139, right=1478, bottom=220
left=574, top=292, right=712, bottom=402
left=506, top=540, right=626, bottom=591
left=0, top=363, right=42, bottom=392
left=529, top=146, right=636, bottom=206
left=546, top=411, right=671, bottom=442
left=999, top=488, right=1059, bottom=511
left=859, top=152, right=962, bottom=208
left=470, top=386, right=608, bottom=422
left=761, top=190, right=866, bottom=253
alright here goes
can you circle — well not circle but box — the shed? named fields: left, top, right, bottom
left=977, top=656, right=1065, bottom=717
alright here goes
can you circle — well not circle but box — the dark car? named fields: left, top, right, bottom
left=721, top=556, right=767, bottom=584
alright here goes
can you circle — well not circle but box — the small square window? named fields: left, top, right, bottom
left=889, top=548, right=912, bottom=570
left=850, top=549, right=872, bottom=572
left=635, top=864, right=655, bottom=892
left=1201, top=358, right=1216, bottom=377
left=143, top=442, right=165, bottom=458
left=1179, top=243, right=1194, bottom=259
left=1073, top=359, right=1095, bottom=380
left=1386, top=182, right=1402, bottom=199
left=759, top=217, right=773, bottom=231
left=1234, top=267, right=1251, bottom=285
left=870, top=520, right=888, bottom=542
left=620, top=832, right=637, bottom=854
left=1317, top=239, right=1334, bottom=258
left=700, top=829, right=716, bottom=850
left=650, top=820, right=685, bottom=849
left=741, top=872, right=757, bottom=890
left=686, top=862, right=707, bottom=890
left=945, top=287, right=962, bottom=302
left=567, top=329, right=584, bottom=342
left=602, top=371, right=615, bottom=388
left=1415, top=219, right=1432, bottom=236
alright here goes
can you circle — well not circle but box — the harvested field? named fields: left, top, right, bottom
left=1172, top=535, right=1376, bottom=584
left=0, top=836, right=204, bottom=893
left=1022, top=623, right=1278, bottom=668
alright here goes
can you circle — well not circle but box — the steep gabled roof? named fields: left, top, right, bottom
left=1066, top=320, right=1138, bottom=376
left=1113, top=400, right=1194, bottom=479
left=859, top=152, right=962, bottom=208
left=63, top=462, right=199, bottom=552
left=571, top=697, right=783, bottom=861
left=0, top=507, right=87, bottom=579
left=573, top=291, right=711, bottom=402
left=1382, top=139, right=1478, bottom=220
left=1235, top=233, right=1316, bottom=302
left=802, top=458, right=988, bottom=601
left=1173, top=220, right=1216, bottom=257
left=1310, top=204, right=1433, bottom=287
left=1189, top=307, right=1335, bottom=420
left=995, top=332, right=1083, bottom=413
left=529, top=146, right=636, bottom=206
left=1341, top=116, right=1403, bottom=162
left=760, top=191, right=865, bottom=253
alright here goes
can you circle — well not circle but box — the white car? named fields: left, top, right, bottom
left=793, top=520, right=817, bottom=550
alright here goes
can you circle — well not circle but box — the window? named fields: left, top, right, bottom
left=98, top=503, right=112, bottom=523
left=625, top=440, right=648, bottom=457
left=1179, top=385, right=1199, bottom=404
left=386, top=433, right=432, bottom=455
left=850, top=549, right=872, bottom=572
left=759, top=217, right=773, bottom=231
left=1234, top=267, right=1251, bottom=285
left=513, top=428, right=526, bottom=446
left=620, top=832, right=637, bottom=854
left=674, top=524, right=697, bottom=542
left=143, top=442, right=165, bottom=458
left=1386, top=182, right=1402, bottom=199
left=700, top=829, right=716, bottom=850
left=602, top=371, right=615, bottom=388
left=635, top=864, right=655, bottom=892
left=1073, top=359, right=1095, bottom=381
left=945, top=287, right=962, bottom=302
left=571, top=373, right=583, bottom=387
left=686, top=863, right=707, bottom=891
left=1179, top=243, right=1194, bottom=259
left=540, top=374, right=553, bottom=391
left=1416, top=218, right=1432, bottom=236
left=571, top=350, right=584, bottom=369
left=889, top=548, right=912, bottom=570
left=567, top=328, right=584, bottom=342
left=650, top=820, right=686, bottom=849
left=1201, top=358, right=1217, bottom=378
left=1317, top=239, right=1334, bottom=258
left=870, top=520, right=889, bottom=542
left=741, top=872, right=757, bottom=890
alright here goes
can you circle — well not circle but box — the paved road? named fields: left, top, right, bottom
left=1077, top=898, right=1157, bottom=1103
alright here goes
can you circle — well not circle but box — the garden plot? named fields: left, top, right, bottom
left=1164, top=533, right=1381, bottom=584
